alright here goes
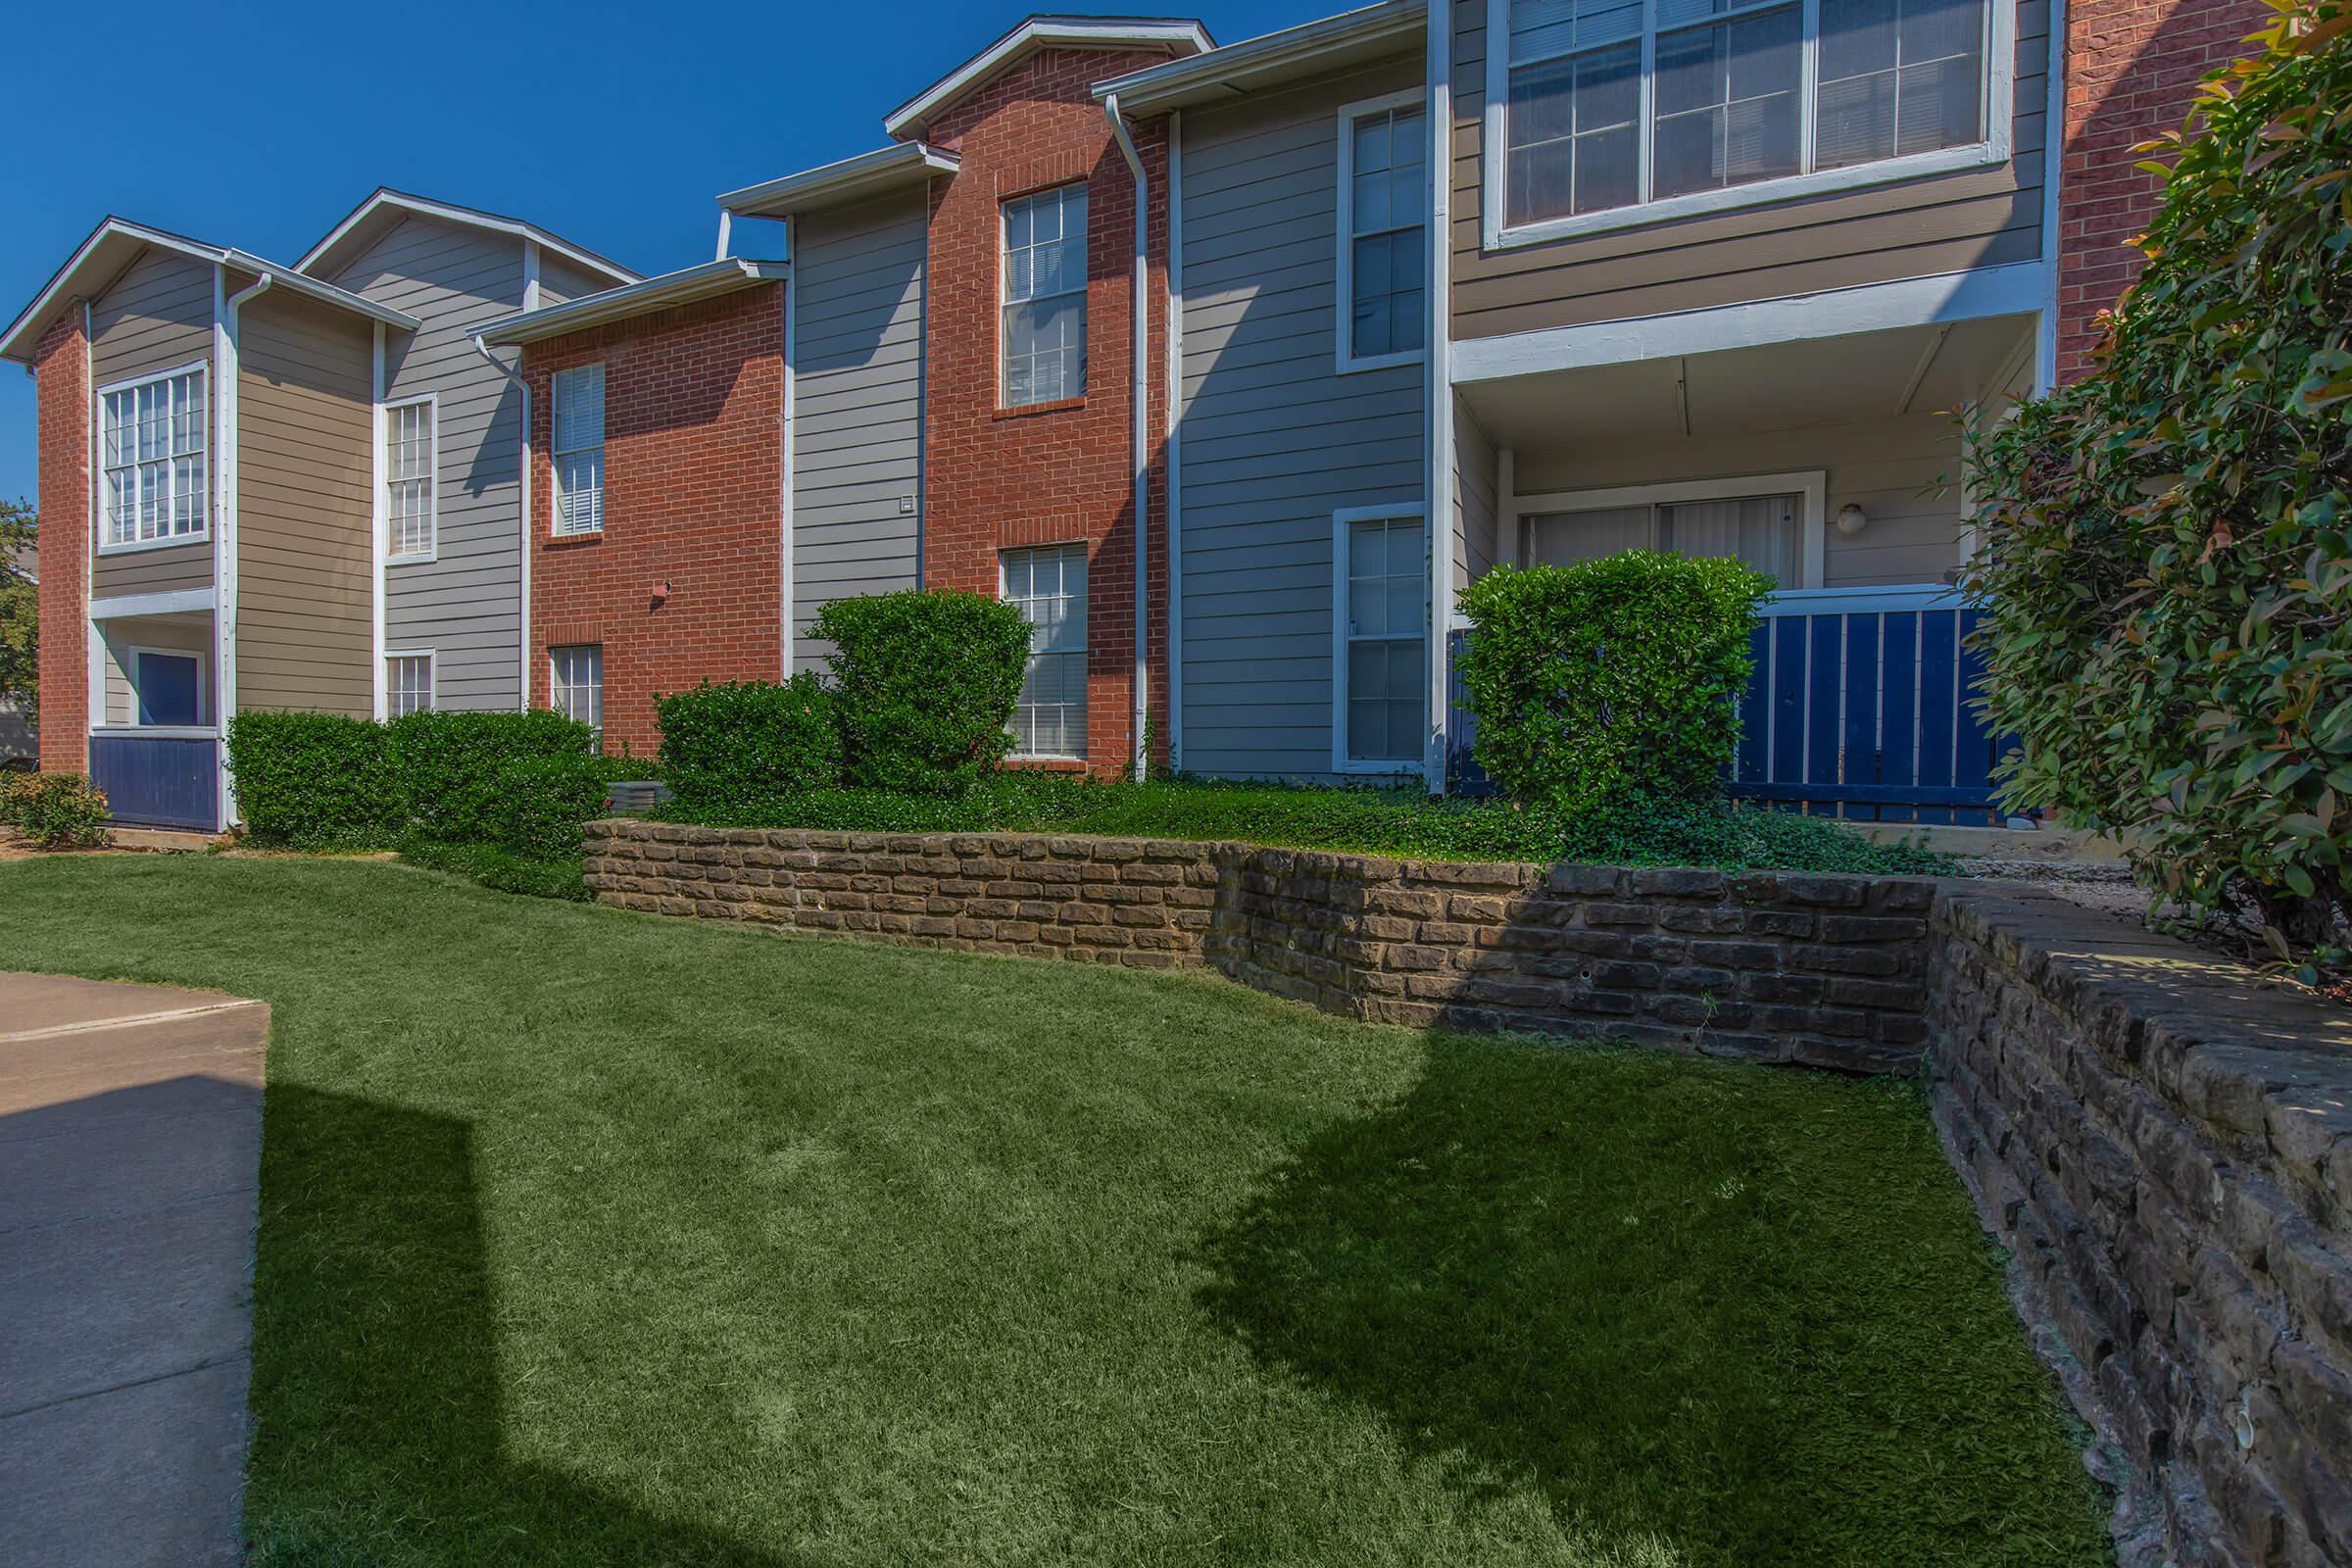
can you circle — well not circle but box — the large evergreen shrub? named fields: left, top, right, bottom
left=811, top=589, right=1034, bottom=795
left=1456, top=551, right=1771, bottom=815
left=1966, top=2, right=2351, bottom=959
left=655, top=675, right=842, bottom=811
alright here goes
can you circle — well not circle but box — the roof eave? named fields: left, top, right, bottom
left=472, top=259, right=789, bottom=347
left=294, top=188, right=642, bottom=287
left=882, top=17, right=1213, bottom=140
left=716, top=143, right=961, bottom=220
left=1091, top=0, right=1425, bottom=116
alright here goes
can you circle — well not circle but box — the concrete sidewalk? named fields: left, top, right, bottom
left=0, top=971, right=269, bottom=1568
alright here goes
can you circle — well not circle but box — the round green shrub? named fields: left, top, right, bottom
left=655, top=674, right=842, bottom=811
left=1456, top=552, right=1772, bottom=815
left=1965, top=2, right=2352, bottom=958
left=493, top=752, right=618, bottom=859
left=811, top=589, right=1034, bottom=796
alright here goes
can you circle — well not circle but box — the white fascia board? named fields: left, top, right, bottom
left=718, top=144, right=961, bottom=220
left=295, top=189, right=641, bottom=286
left=473, top=259, right=790, bottom=346
left=883, top=17, right=1213, bottom=138
left=1448, top=261, right=2050, bottom=384
left=219, top=252, right=420, bottom=332
left=90, top=586, right=218, bottom=620
left=1091, top=0, right=1426, bottom=114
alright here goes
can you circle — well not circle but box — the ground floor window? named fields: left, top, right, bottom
left=550, top=644, right=604, bottom=741
left=1002, top=543, right=1088, bottom=760
left=129, top=648, right=205, bottom=727
left=1516, top=472, right=1824, bottom=588
left=1337, top=510, right=1427, bottom=767
left=387, top=653, right=434, bottom=718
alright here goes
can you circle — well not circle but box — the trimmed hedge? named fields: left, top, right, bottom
left=812, top=589, right=1033, bottom=795
left=656, top=675, right=841, bottom=812
left=495, top=753, right=617, bottom=859
left=227, top=710, right=599, bottom=851
left=1457, top=551, right=1771, bottom=816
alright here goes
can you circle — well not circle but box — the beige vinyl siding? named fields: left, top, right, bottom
left=1453, top=398, right=1498, bottom=592
left=1178, top=57, right=1429, bottom=780
left=791, top=190, right=927, bottom=666
left=328, top=215, right=529, bottom=710
left=1512, top=414, right=1965, bottom=587
left=1449, top=0, right=2050, bottom=339
left=98, top=612, right=213, bottom=726
left=235, top=291, right=374, bottom=716
left=90, top=248, right=217, bottom=600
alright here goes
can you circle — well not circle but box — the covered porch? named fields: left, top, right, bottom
left=86, top=591, right=223, bottom=832
left=1449, top=305, right=2037, bottom=821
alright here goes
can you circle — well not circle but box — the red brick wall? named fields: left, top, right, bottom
left=523, top=283, right=785, bottom=760
left=920, top=46, right=1172, bottom=777
left=2056, top=0, right=2268, bottom=380
left=34, top=308, right=89, bottom=773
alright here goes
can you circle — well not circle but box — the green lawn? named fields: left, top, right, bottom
left=0, top=856, right=2108, bottom=1567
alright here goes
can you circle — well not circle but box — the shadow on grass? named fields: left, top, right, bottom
left=244, top=1085, right=809, bottom=1568
left=1191, top=1034, right=2096, bottom=1568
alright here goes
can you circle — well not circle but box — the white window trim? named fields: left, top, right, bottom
left=383, top=393, right=438, bottom=564
left=551, top=363, right=606, bottom=538
left=1330, top=503, right=1430, bottom=776
left=1480, top=0, right=2016, bottom=250
left=1001, top=541, right=1090, bottom=761
left=123, top=644, right=211, bottom=728
left=386, top=649, right=436, bottom=716
left=94, top=358, right=213, bottom=557
left=1336, top=88, right=1432, bottom=376
left=1511, top=469, right=1828, bottom=587
left=549, top=644, right=604, bottom=738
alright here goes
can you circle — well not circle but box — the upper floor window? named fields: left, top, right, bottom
left=1002, top=184, right=1087, bottom=408
left=1339, top=97, right=1429, bottom=370
left=553, top=363, right=605, bottom=536
left=386, top=397, right=435, bottom=559
left=99, top=366, right=207, bottom=550
left=1494, top=0, right=1996, bottom=239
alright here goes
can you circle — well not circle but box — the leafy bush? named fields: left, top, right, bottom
left=656, top=675, right=842, bottom=810
left=227, top=712, right=405, bottom=848
left=397, top=836, right=591, bottom=902
left=1965, top=2, right=2352, bottom=961
left=0, top=772, right=114, bottom=849
left=1457, top=552, right=1772, bottom=814
left=494, top=753, right=618, bottom=859
left=386, top=710, right=598, bottom=844
left=812, top=589, right=1034, bottom=795
left=656, top=772, right=1950, bottom=876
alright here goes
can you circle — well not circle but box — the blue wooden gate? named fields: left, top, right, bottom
left=1446, top=588, right=2009, bottom=821
left=89, top=734, right=219, bottom=830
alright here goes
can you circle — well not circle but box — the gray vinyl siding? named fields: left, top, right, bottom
left=325, top=215, right=528, bottom=710
left=90, top=249, right=217, bottom=600
left=1177, top=58, right=1429, bottom=780
left=1453, top=400, right=1497, bottom=590
left=536, top=253, right=615, bottom=309
left=790, top=191, right=927, bottom=667
left=1450, top=0, right=2050, bottom=338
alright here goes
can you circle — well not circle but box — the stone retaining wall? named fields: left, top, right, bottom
left=1929, top=886, right=2352, bottom=1568
left=582, top=821, right=1936, bottom=1073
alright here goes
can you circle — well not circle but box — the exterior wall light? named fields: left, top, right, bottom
left=1836, top=504, right=1869, bottom=536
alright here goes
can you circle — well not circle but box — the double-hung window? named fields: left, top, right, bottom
left=553, top=364, right=606, bottom=536
left=1002, top=184, right=1088, bottom=408
left=1003, top=544, right=1088, bottom=759
left=1494, top=0, right=1996, bottom=237
left=99, top=366, right=208, bottom=549
left=387, top=653, right=434, bottom=717
left=1339, top=97, right=1429, bottom=369
left=1337, top=512, right=1427, bottom=767
left=550, top=645, right=604, bottom=741
left=386, top=397, right=435, bottom=559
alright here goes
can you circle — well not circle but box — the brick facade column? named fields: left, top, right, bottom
left=34, top=307, right=89, bottom=773
left=522, top=283, right=786, bottom=760
left=919, top=46, right=1173, bottom=778
left=2055, top=0, right=2269, bottom=381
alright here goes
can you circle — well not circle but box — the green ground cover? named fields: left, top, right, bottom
left=0, top=855, right=2100, bottom=1567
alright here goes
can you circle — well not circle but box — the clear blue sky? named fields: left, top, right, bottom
left=1, top=0, right=1339, bottom=510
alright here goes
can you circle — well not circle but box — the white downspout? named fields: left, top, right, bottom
left=714, top=208, right=734, bottom=263
left=1423, top=5, right=1455, bottom=796
left=1165, top=107, right=1185, bottom=773
left=370, top=323, right=387, bottom=719
left=220, top=270, right=272, bottom=829
left=517, top=241, right=540, bottom=710
left=1105, top=92, right=1152, bottom=783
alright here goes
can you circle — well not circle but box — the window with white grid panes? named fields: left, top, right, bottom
left=1003, top=544, right=1088, bottom=759
left=1342, top=516, right=1426, bottom=763
left=1001, top=184, right=1089, bottom=408
left=386, top=398, right=435, bottom=557
left=99, top=367, right=208, bottom=548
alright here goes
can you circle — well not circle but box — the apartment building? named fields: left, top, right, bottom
left=10, top=0, right=2261, bottom=824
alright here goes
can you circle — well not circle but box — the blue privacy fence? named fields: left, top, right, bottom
left=1446, top=587, right=2010, bottom=822
left=89, top=732, right=219, bottom=831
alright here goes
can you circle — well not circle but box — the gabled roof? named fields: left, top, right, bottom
left=473, top=258, right=788, bottom=347
left=0, top=217, right=420, bottom=367
left=882, top=15, right=1213, bottom=140
left=1092, top=0, right=1426, bottom=115
left=717, top=143, right=961, bottom=221
left=295, top=188, right=641, bottom=288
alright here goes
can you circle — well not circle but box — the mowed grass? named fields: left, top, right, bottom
left=0, top=856, right=2110, bottom=1567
